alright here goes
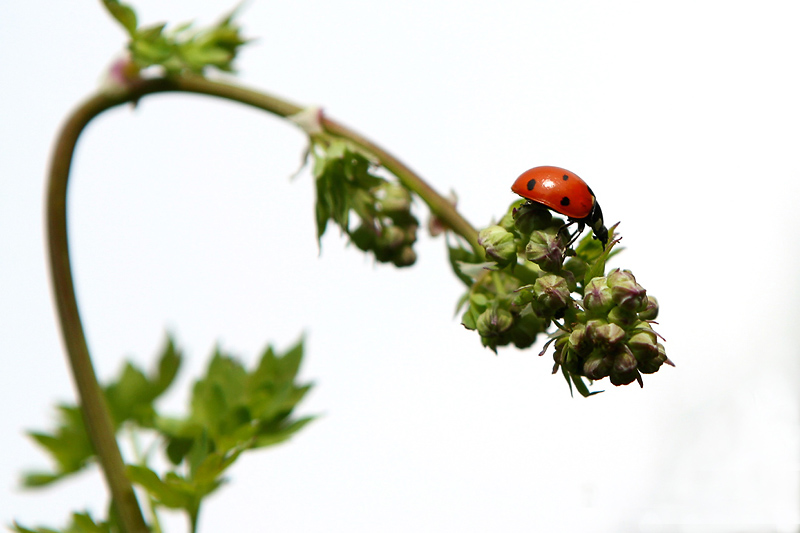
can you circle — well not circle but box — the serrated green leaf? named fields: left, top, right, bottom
left=102, top=0, right=137, bottom=35
left=252, top=415, right=316, bottom=449
left=127, top=465, right=194, bottom=510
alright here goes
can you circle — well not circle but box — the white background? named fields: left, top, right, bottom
left=2, top=1, right=800, bottom=532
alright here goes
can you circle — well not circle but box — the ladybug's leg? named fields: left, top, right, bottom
left=561, top=220, right=585, bottom=250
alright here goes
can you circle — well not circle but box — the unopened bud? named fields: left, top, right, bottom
left=525, top=230, right=564, bottom=272
left=392, top=246, right=417, bottom=267
left=533, top=275, right=571, bottom=315
left=638, top=296, right=659, bottom=320
left=513, top=203, right=552, bottom=235
left=583, top=276, right=613, bottom=315
left=478, top=225, right=517, bottom=267
left=608, top=269, right=647, bottom=312
left=583, top=353, right=612, bottom=380
left=379, top=183, right=412, bottom=215
left=476, top=307, right=514, bottom=338
left=608, top=305, right=638, bottom=328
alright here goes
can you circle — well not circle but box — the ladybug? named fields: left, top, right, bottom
left=511, top=165, right=608, bottom=247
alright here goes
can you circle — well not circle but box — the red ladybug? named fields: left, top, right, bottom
left=511, top=166, right=608, bottom=247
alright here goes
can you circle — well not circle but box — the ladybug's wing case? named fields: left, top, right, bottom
left=511, top=166, right=594, bottom=220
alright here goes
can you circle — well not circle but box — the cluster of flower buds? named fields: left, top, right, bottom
left=311, top=140, right=419, bottom=267
left=460, top=201, right=671, bottom=393
left=349, top=182, right=419, bottom=267
left=550, top=270, right=672, bottom=388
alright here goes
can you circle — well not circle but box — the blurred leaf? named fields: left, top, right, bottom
left=23, top=337, right=181, bottom=487
left=22, top=405, right=93, bottom=487
left=127, top=465, right=194, bottom=510
left=102, top=0, right=137, bottom=35
left=13, top=511, right=115, bottom=533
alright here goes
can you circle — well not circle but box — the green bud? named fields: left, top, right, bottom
left=608, top=305, right=638, bottom=328
left=513, top=203, right=552, bottom=235
left=476, top=307, right=514, bottom=339
left=498, top=210, right=517, bottom=232
left=379, top=225, right=406, bottom=250
left=378, top=183, right=412, bottom=215
left=533, top=274, right=571, bottom=315
left=583, top=276, right=613, bottom=315
left=392, top=246, right=417, bottom=267
left=509, top=310, right=546, bottom=349
left=478, top=225, right=518, bottom=267
left=608, top=269, right=647, bottom=312
left=511, top=285, right=535, bottom=310
left=638, top=296, right=659, bottom=320
left=349, top=224, right=376, bottom=252
left=525, top=230, right=564, bottom=272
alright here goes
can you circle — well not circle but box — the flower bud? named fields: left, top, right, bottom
left=568, top=324, right=592, bottom=356
left=638, top=296, right=659, bottom=320
left=525, top=230, right=564, bottom=272
left=514, top=203, right=552, bottom=235
left=608, top=269, right=647, bottom=312
left=608, top=305, right=638, bottom=328
left=610, top=347, right=639, bottom=386
left=533, top=275, right=571, bottom=315
left=583, top=276, right=613, bottom=315
left=510, top=311, right=546, bottom=349
left=583, top=353, right=612, bottom=380
left=379, top=225, right=406, bottom=250
left=628, top=328, right=658, bottom=361
left=392, top=246, right=417, bottom=267
left=511, top=285, right=535, bottom=310
left=588, top=321, right=626, bottom=347
left=378, top=183, right=412, bottom=215
left=476, top=307, right=514, bottom=339
left=478, top=225, right=518, bottom=267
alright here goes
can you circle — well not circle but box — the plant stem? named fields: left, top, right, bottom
left=46, top=74, right=482, bottom=533
left=47, top=93, right=150, bottom=533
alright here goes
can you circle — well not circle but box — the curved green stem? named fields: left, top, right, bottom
left=47, top=93, right=150, bottom=533
left=46, top=74, right=482, bottom=533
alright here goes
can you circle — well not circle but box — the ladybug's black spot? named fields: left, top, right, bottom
left=562, top=174, right=569, bottom=181
left=560, top=196, right=570, bottom=207
left=526, top=179, right=536, bottom=191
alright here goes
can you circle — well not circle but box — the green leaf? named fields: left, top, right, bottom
left=105, top=336, right=182, bottom=427
left=102, top=0, right=138, bottom=35
left=12, top=511, right=113, bottom=533
left=22, top=405, right=93, bottom=487
left=127, top=465, right=194, bottom=510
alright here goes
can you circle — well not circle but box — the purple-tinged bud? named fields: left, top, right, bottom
left=583, top=353, right=612, bottom=380
left=525, top=230, right=564, bottom=272
left=638, top=296, right=659, bottom=320
left=476, top=307, right=514, bottom=339
left=568, top=324, right=592, bottom=356
left=478, top=225, right=518, bottom=267
left=608, top=269, right=647, bottom=312
left=588, top=321, right=626, bottom=348
left=628, top=329, right=658, bottom=361
left=583, top=277, right=613, bottom=315
left=610, top=347, right=640, bottom=386
left=533, top=275, right=571, bottom=315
